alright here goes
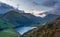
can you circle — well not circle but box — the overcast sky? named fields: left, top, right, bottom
left=0, top=0, right=53, bottom=12
left=0, top=0, right=60, bottom=15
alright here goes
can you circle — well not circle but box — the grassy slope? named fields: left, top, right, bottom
left=0, top=29, right=20, bottom=37
left=0, top=18, right=15, bottom=30
left=0, top=19, right=21, bottom=37
left=0, top=12, right=21, bottom=37
left=22, top=17, right=60, bottom=37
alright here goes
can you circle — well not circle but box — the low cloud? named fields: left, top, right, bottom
left=42, top=0, right=57, bottom=7
left=42, top=0, right=60, bottom=15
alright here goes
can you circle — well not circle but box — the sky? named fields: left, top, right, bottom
left=0, top=0, right=60, bottom=15
left=0, top=0, right=53, bottom=12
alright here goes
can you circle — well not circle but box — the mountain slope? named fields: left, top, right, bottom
left=41, top=14, right=59, bottom=23
left=1, top=10, right=59, bottom=27
left=0, top=2, right=14, bottom=14
left=0, top=16, right=21, bottom=37
left=31, top=14, right=59, bottom=26
left=1, top=10, right=38, bottom=27
left=0, top=2, right=25, bottom=14
left=0, top=18, right=16, bottom=30
left=22, top=17, right=60, bottom=37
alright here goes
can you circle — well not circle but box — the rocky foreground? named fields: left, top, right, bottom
left=22, top=17, right=60, bottom=37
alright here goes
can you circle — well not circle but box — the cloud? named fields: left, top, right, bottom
left=32, top=1, right=40, bottom=6
left=42, top=0, right=57, bottom=7
left=42, top=0, right=60, bottom=15
left=50, top=5, right=60, bottom=15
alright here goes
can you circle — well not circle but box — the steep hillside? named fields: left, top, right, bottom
left=22, top=17, right=60, bottom=37
left=0, top=18, right=16, bottom=30
left=0, top=14, right=21, bottom=37
left=0, top=14, right=3, bottom=17
left=1, top=10, right=59, bottom=27
left=1, top=10, right=38, bottom=27
left=0, top=17, right=21, bottom=37
left=0, top=2, right=24, bottom=14
left=0, top=2, right=14, bottom=14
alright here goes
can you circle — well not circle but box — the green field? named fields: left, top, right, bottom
left=0, top=29, right=20, bottom=37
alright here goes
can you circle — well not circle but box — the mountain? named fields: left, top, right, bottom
left=1, top=10, right=38, bottom=27
left=41, top=14, right=59, bottom=23
left=0, top=2, right=14, bottom=14
left=0, top=14, right=3, bottom=17
left=0, top=2, right=25, bottom=14
left=22, top=17, right=60, bottom=37
left=1, top=10, right=59, bottom=27
left=0, top=17, right=21, bottom=37
left=0, top=18, right=16, bottom=30
left=31, top=14, right=59, bottom=26
left=0, top=2, right=59, bottom=27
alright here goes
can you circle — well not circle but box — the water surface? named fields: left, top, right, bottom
left=15, top=27, right=36, bottom=35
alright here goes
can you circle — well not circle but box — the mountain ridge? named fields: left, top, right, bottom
left=1, top=10, right=59, bottom=27
left=22, top=17, right=60, bottom=37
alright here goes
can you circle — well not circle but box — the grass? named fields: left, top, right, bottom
left=0, top=18, right=16, bottom=30
left=0, top=18, right=20, bottom=37
left=0, top=29, right=20, bottom=37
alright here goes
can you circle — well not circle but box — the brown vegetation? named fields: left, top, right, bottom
left=22, top=17, right=60, bottom=37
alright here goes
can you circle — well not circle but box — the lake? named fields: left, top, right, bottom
left=15, top=27, right=36, bottom=35
left=15, top=14, right=59, bottom=35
